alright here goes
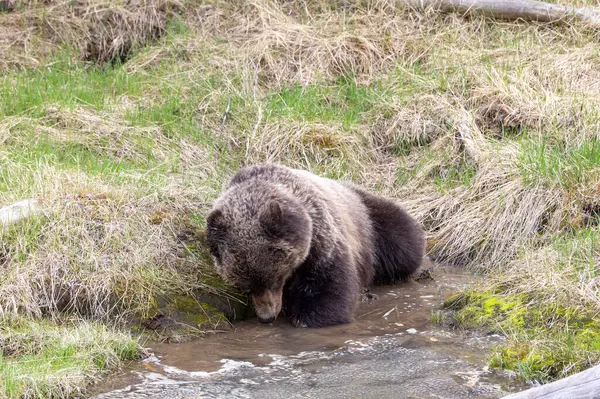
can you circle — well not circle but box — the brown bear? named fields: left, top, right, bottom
left=205, top=164, right=425, bottom=328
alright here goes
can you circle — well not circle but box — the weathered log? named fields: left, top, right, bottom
left=403, top=0, right=600, bottom=28
left=502, top=364, right=600, bottom=399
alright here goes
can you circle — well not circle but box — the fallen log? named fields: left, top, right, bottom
left=403, top=0, right=600, bottom=28
left=501, top=363, right=600, bottom=399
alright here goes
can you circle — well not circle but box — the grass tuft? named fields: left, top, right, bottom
left=0, top=315, right=140, bottom=399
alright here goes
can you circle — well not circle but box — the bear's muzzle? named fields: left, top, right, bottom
left=252, top=289, right=282, bottom=324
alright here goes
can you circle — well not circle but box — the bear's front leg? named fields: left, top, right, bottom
left=284, top=249, right=361, bottom=328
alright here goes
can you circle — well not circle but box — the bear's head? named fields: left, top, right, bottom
left=205, top=185, right=312, bottom=324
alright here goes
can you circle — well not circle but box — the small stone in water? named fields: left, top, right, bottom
left=406, top=328, right=417, bottom=334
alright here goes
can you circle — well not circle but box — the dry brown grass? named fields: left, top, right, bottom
left=0, top=0, right=181, bottom=70
left=41, top=106, right=173, bottom=162
left=501, top=239, right=600, bottom=311
left=0, top=180, right=210, bottom=320
left=369, top=96, right=449, bottom=153
left=392, top=113, right=564, bottom=269
left=0, top=101, right=229, bottom=322
left=240, top=120, right=368, bottom=176
left=182, top=0, right=431, bottom=88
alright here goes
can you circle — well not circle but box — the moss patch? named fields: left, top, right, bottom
left=443, top=291, right=527, bottom=331
left=168, top=295, right=226, bottom=327
left=139, top=290, right=252, bottom=343
left=440, top=290, right=600, bottom=383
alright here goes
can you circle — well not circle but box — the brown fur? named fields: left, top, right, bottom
left=206, top=164, right=425, bottom=328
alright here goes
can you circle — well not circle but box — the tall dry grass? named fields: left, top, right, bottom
left=0, top=104, right=229, bottom=321
left=0, top=0, right=182, bottom=70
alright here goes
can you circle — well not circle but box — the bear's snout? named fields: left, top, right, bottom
left=252, top=289, right=282, bottom=324
left=258, top=315, right=276, bottom=324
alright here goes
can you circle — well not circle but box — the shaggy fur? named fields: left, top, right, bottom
left=206, top=164, right=425, bottom=328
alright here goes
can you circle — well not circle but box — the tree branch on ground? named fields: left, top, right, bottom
left=403, top=0, right=600, bottom=28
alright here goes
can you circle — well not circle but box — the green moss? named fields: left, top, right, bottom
left=167, top=295, right=226, bottom=327
left=440, top=289, right=600, bottom=383
left=489, top=324, right=600, bottom=383
left=443, top=291, right=525, bottom=331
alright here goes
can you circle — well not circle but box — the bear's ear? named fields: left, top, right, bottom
left=206, top=209, right=227, bottom=257
left=207, top=209, right=225, bottom=231
left=259, top=200, right=284, bottom=238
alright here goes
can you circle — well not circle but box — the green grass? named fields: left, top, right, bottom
left=10, top=139, right=145, bottom=174
left=517, top=137, right=600, bottom=189
left=0, top=54, right=144, bottom=117
left=266, top=78, right=385, bottom=129
left=0, top=215, right=46, bottom=265
left=396, top=146, right=477, bottom=191
left=431, top=159, right=477, bottom=192
left=549, top=227, right=599, bottom=275
left=0, top=316, right=140, bottom=399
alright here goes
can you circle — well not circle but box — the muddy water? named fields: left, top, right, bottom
left=91, top=265, right=528, bottom=399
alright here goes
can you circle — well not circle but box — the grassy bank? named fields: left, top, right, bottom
left=0, top=315, right=139, bottom=398
left=1, top=0, right=600, bottom=396
left=439, top=226, right=600, bottom=383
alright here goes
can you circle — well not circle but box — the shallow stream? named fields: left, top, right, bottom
left=92, top=265, right=528, bottom=399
